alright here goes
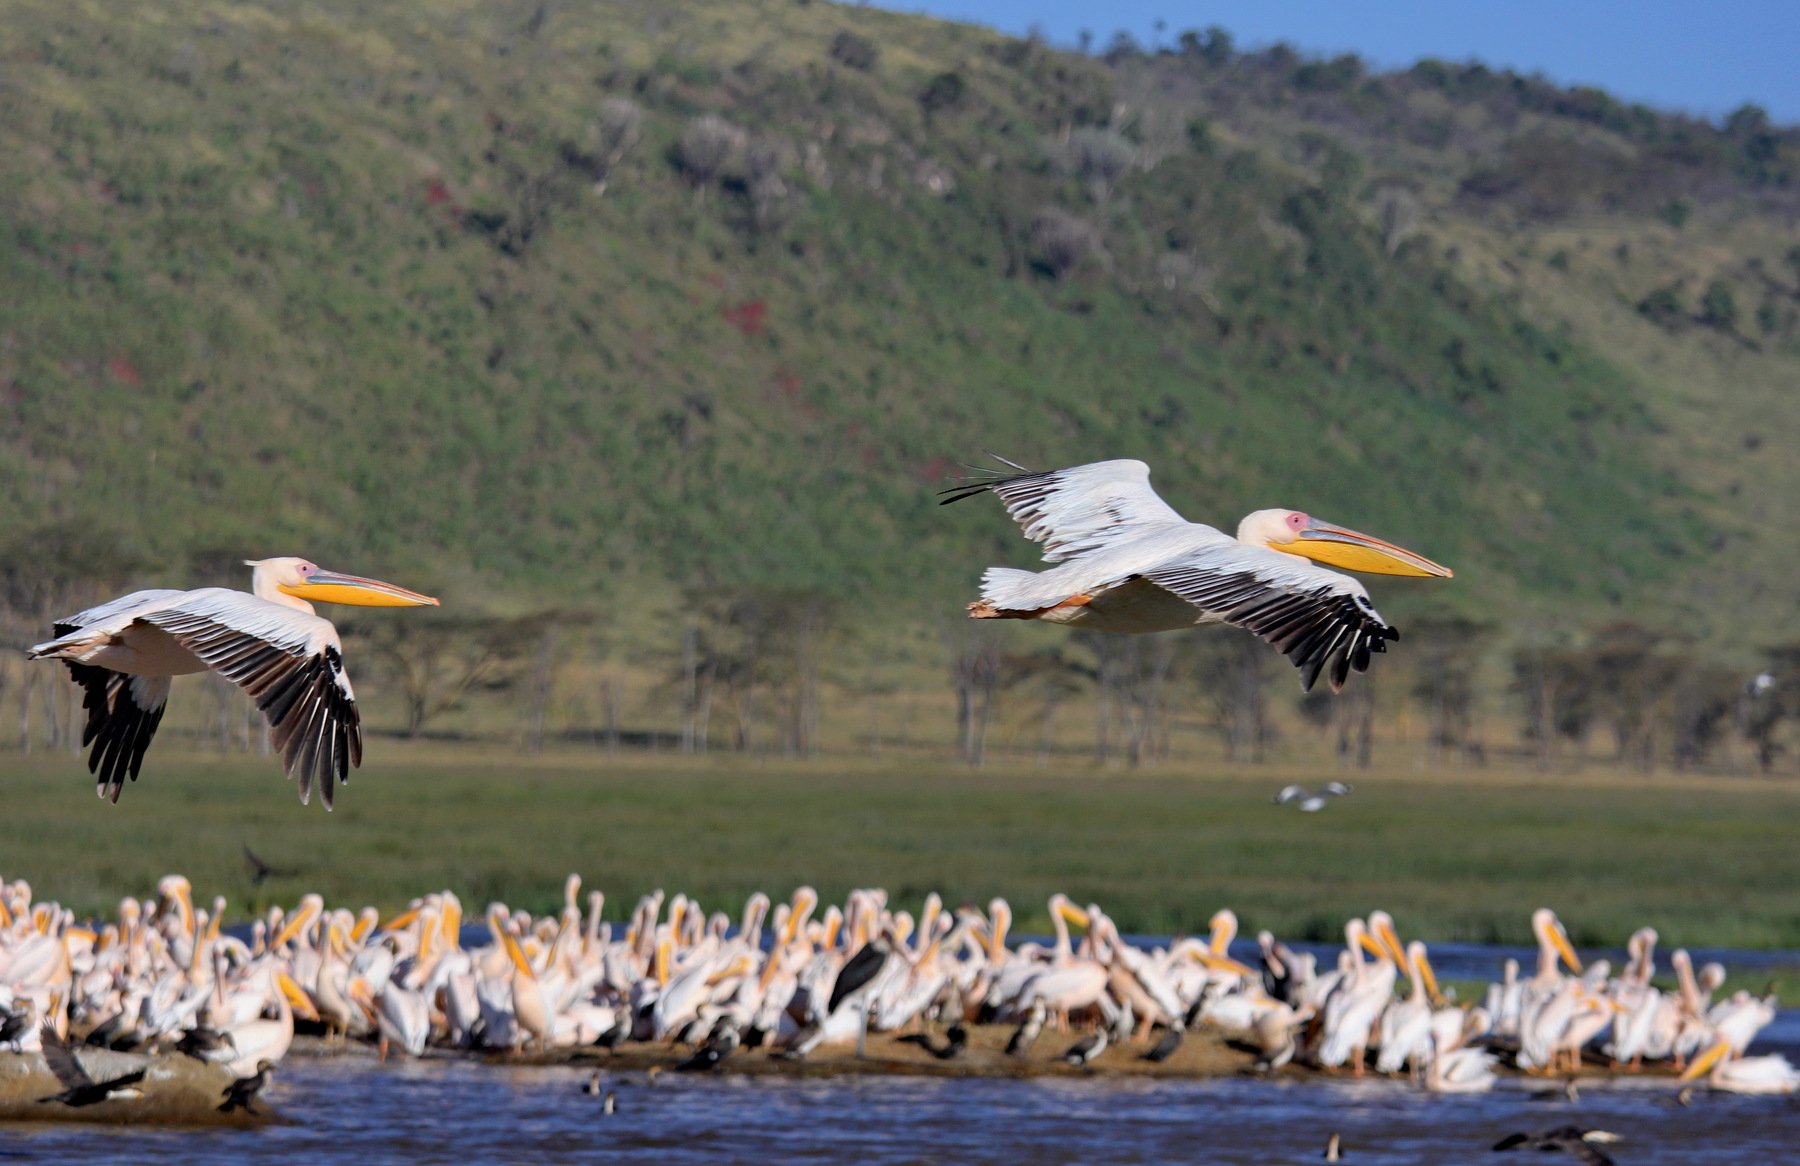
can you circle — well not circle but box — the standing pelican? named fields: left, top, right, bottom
left=942, top=458, right=1452, bottom=690
left=27, top=557, right=438, bottom=806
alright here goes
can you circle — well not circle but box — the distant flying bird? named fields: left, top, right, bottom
left=1273, top=782, right=1354, bottom=812
left=37, top=1023, right=148, bottom=1108
left=942, top=458, right=1452, bottom=691
left=28, top=557, right=438, bottom=807
left=242, top=845, right=296, bottom=886
left=1492, top=1126, right=1621, bottom=1166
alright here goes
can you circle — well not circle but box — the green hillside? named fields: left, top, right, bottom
left=1, top=0, right=1795, bottom=648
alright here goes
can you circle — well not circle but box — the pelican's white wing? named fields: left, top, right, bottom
left=42, top=591, right=188, bottom=802
left=1142, top=542, right=1398, bottom=692
left=139, top=589, right=362, bottom=807
left=940, top=459, right=1189, bottom=564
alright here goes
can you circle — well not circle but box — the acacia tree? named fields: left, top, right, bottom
left=355, top=611, right=561, bottom=739
left=1408, top=617, right=1493, bottom=766
left=1191, top=633, right=1273, bottom=763
left=951, top=626, right=1003, bottom=766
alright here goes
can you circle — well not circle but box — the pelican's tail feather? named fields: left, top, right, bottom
left=977, top=567, right=1049, bottom=611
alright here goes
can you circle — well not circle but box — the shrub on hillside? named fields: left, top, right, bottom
left=829, top=31, right=878, bottom=71
left=1031, top=207, right=1100, bottom=279
left=675, top=114, right=746, bottom=199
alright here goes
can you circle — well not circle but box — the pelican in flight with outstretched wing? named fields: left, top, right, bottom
left=27, top=557, right=437, bottom=807
left=941, top=458, right=1452, bottom=691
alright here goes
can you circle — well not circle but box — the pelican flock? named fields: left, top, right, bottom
left=27, top=558, right=438, bottom=807
left=0, top=874, right=1789, bottom=1116
left=943, top=458, right=1453, bottom=691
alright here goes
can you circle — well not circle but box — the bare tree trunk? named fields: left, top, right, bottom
left=525, top=631, right=555, bottom=754
left=602, top=677, right=621, bottom=756
left=680, top=622, right=699, bottom=754
left=42, top=673, right=62, bottom=750
left=694, top=664, right=715, bottom=754
left=16, top=667, right=32, bottom=754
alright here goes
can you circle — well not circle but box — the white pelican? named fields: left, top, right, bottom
left=27, top=557, right=438, bottom=806
left=942, top=458, right=1451, bottom=690
left=1680, top=1038, right=1800, bottom=1094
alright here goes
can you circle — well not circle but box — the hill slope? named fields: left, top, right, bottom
left=0, top=0, right=1792, bottom=648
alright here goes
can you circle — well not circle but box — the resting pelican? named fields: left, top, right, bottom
left=942, top=458, right=1451, bottom=690
left=27, top=557, right=438, bottom=806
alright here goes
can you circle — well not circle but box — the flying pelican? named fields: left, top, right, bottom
left=1273, top=782, right=1354, bottom=811
left=942, top=458, right=1452, bottom=691
left=27, top=557, right=438, bottom=806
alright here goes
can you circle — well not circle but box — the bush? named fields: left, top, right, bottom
left=1031, top=207, right=1100, bottom=280
left=1636, top=282, right=1686, bottom=329
left=675, top=114, right=745, bottom=196
left=1699, top=279, right=1738, bottom=331
left=919, top=72, right=965, bottom=119
left=829, top=31, right=879, bottom=71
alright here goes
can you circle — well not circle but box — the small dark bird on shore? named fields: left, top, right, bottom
left=676, top=1017, right=740, bottom=1072
left=176, top=1026, right=238, bottom=1062
left=1060, top=1025, right=1108, bottom=1066
left=1007, top=1000, right=1047, bottom=1057
left=1142, top=1025, right=1183, bottom=1063
left=1493, top=1126, right=1621, bottom=1166
left=218, top=1061, right=274, bottom=1115
left=241, top=844, right=295, bottom=886
left=898, top=1025, right=967, bottom=1060
left=1, top=1005, right=37, bottom=1051
left=37, top=1023, right=147, bottom=1108
left=594, top=1022, right=628, bottom=1053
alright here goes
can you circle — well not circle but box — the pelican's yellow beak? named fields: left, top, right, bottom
left=1551, top=924, right=1582, bottom=974
left=1418, top=951, right=1443, bottom=1004
left=503, top=930, right=536, bottom=982
left=380, top=905, right=422, bottom=933
left=1358, top=930, right=1389, bottom=959
left=1282, top=519, right=1453, bottom=578
left=1197, top=954, right=1257, bottom=978
left=277, top=971, right=319, bottom=1021
left=1054, top=899, right=1091, bottom=929
left=1679, top=1039, right=1731, bottom=1082
left=1375, top=918, right=1407, bottom=967
left=279, top=569, right=440, bottom=608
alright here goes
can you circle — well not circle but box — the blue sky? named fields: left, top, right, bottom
left=884, top=1, right=1800, bottom=124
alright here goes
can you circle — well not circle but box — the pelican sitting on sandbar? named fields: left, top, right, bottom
left=942, top=458, right=1452, bottom=691
left=28, top=557, right=437, bottom=807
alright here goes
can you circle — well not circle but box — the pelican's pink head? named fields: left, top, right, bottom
left=1236, top=510, right=1453, bottom=578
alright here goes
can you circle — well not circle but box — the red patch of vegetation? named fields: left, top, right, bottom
left=424, top=177, right=452, bottom=205
left=722, top=300, right=767, bottom=337
left=107, top=356, right=142, bottom=387
left=771, top=369, right=817, bottom=419
left=916, top=455, right=955, bottom=483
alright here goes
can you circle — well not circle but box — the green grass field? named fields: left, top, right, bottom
left=2, top=744, right=1796, bottom=951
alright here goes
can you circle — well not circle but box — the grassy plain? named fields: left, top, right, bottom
left=1, top=744, right=1795, bottom=951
